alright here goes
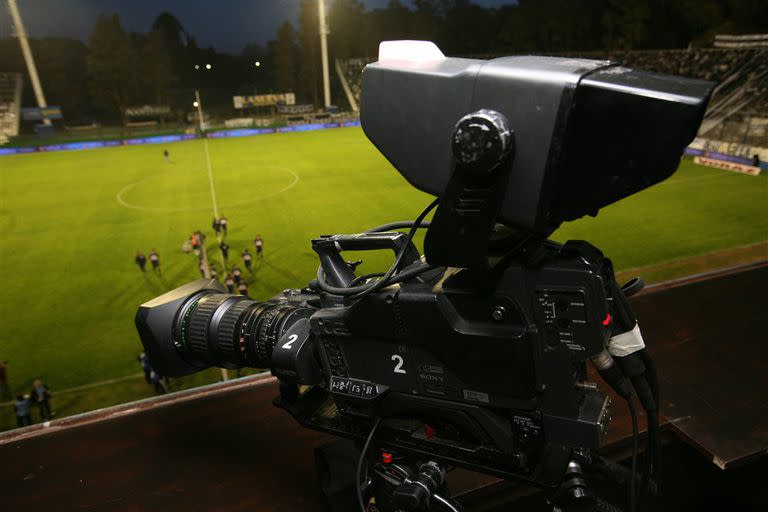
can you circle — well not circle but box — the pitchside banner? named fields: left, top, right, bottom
left=693, top=156, right=762, bottom=176
left=233, top=93, right=296, bottom=109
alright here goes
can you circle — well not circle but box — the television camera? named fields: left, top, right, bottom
left=136, top=42, right=712, bottom=512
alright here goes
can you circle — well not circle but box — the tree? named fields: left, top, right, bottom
left=276, top=22, right=297, bottom=92
left=328, top=0, right=365, bottom=60
left=298, top=0, right=320, bottom=106
left=142, top=29, right=174, bottom=104
left=87, top=14, right=140, bottom=122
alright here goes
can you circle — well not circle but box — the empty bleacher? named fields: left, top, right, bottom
left=0, top=72, right=22, bottom=145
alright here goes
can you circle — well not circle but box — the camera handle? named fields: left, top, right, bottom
left=313, top=232, right=422, bottom=288
left=424, top=109, right=515, bottom=271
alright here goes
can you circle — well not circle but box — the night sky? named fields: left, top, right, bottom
left=0, top=0, right=513, bottom=54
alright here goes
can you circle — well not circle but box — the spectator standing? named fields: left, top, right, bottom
left=220, top=241, right=230, bottom=263
left=0, top=360, right=10, bottom=400
left=237, top=280, right=249, bottom=296
left=135, top=252, right=147, bottom=273
left=30, top=379, right=53, bottom=421
left=225, top=274, right=235, bottom=293
left=138, top=352, right=151, bottom=384
left=210, top=265, right=219, bottom=280
left=149, top=249, right=161, bottom=274
left=149, top=370, right=168, bottom=395
left=254, top=235, right=264, bottom=258
left=219, top=216, right=229, bottom=236
left=242, top=249, right=253, bottom=272
left=14, top=394, right=32, bottom=427
left=232, top=265, right=242, bottom=284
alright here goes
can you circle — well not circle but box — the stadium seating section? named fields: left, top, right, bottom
left=0, top=72, right=22, bottom=145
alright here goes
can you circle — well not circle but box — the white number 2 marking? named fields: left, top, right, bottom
left=391, top=354, right=406, bottom=374
left=282, top=334, right=299, bottom=350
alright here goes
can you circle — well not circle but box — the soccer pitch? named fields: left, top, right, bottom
left=1, top=127, right=766, bottom=402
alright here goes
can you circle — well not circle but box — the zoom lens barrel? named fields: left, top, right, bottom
left=174, top=291, right=313, bottom=369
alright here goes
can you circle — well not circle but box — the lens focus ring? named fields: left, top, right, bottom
left=216, top=298, right=256, bottom=363
left=187, top=294, right=231, bottom=360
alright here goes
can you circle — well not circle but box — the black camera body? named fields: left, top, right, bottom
left=271, top=237, right=617, bottom=486
left=135, top=42, right=713, bottom=509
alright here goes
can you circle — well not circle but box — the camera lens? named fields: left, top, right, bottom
left=173, top=291, right=313, bottom=369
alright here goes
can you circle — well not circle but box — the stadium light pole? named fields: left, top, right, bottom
left=318, top=0, right=331, bottom=109
left=7, top=0, right=51, bottom=125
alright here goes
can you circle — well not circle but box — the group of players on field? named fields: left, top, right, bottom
left=134, top=216, right=264, bottom=298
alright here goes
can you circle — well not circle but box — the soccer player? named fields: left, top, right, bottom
left=163, top=149, right=170, bottom=162
left=242, top=249, right=253, bottom=272
left=219, top=215, right=229, bottom=236
left=149, top=250, right=161, bottom=274
left=135, top=252, right=147, bottom=272
left=212, top=217, right=221, bottom=236
left=254, top=235, right=264, bottom=258
left=232, top=265, right=242, bottom=284
left=220, top=241, right=230, bottom=263
left=225, top=273, right=235, bottom=293
left=237, top=280, right=248, bottom=296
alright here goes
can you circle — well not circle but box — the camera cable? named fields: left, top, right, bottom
left=315, top=199, right=439, bottom=298
left=627, top=397, right=639, bottom=512
left=357, top=416, right=383, bottom=512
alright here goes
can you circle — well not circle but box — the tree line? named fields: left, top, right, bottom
left=0, top=0, right=764, bottom=122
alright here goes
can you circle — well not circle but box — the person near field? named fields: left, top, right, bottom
left=138, top=352, right=152, bottom=384
left=163, top=149, right=170, bottom=162
left=219, top=216, right=228, bottom=236
left=210, top=264, right=219, bottom=280
left=237, top=280, right=248, bottom=296
left=242, top=249, right=253, bottom=271
left=225, top=274, right=235, bottom=293
left=0, top=360, right=10, bottom=400
left=30, top=379, right=53, bottom=421
left=254, top=235, right=264, bottom=258
left=14, top=394, right=32, bottom=427
left=232, top=265, right=242, bottom=284
left=220, top=241, right=229, bottom=263
left=149, top=370, right=168, bottom=395
left=212, top=217, right=221, bottom=236
left=135, top=252, right=147, bottom=272
left=149, top=250, right=161, bottom=274
left=199, top=260, right=207, bottom=278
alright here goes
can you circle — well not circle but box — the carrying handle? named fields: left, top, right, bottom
left=312, top=232, right=421, bottom=288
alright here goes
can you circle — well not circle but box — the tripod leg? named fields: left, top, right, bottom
left=315, top=439, right=361, bottom=512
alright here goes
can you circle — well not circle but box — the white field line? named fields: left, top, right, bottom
left=115, top=166, right=300, bottom=212
left=616, top=241, right=768, bottom=276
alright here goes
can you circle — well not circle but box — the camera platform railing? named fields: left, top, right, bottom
left=1, top=261, right=766, bottom=511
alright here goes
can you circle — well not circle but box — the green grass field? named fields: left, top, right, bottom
left=1, top=126, right=766, bottom=429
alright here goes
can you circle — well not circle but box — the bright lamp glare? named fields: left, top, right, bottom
left=378, top=40, right=445, bottom=69
left=194, top=64, right=200, bottom=70
left=255, top=61, right=261, bottom=67
left=193, top=101, right=199, bottom=108
left=205, top=64, right=212, bottom=70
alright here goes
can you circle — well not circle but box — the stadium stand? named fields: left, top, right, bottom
left=0, top=72, right=22, bottom=145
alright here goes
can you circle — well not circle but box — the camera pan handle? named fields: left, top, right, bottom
left=312, top=232, right=421, bottom=288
